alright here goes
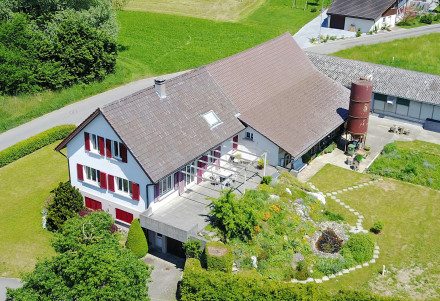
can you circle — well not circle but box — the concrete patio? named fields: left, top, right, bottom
left=140, top=163, right=278, bottom=244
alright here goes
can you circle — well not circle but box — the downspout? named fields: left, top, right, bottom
left=146, top=184, right=155, bottom=208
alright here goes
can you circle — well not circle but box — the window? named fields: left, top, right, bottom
left=374, top=93, right=387, bottom=101
left=202, top=110, right=222, bottom=128
left=397, top=98, right=410, bottom=106
left=159, top=175, right=173, bottom=196
left=116, top=176, right=132, bottom=195
left=245, top=132, right=254, bottom=141
left=85, top=166, right=101, bottom=185
left=90, top=134, right=100, bottom=152
left=185, top=162, right=196, bottom=186
left=113, top=141, right=123, bottom=159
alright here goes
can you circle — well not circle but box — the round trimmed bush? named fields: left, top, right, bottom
left=341, top=233, right=375, bottom=264
left=205, top=241, right=233, bottom=273
left=126, top=218, right=148, bottom=258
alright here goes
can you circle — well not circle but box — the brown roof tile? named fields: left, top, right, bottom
left=206, top=33, right=350, bottom=159
left=101, top=67, right=244, bottom=182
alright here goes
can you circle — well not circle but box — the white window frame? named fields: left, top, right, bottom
left=159, top=175, right=173, bottom=196
left=90, top=134, right=101, bottom=153
left=185, top=161, right=196, bottom=186
left=84, top=166, right=101, bottom=186
left=202, top=110, right=222, bottom=129
left=112, top=140, right=123, bottom=160
left=245, top=132, right=254, bottom=141
left=115, top=176, right=132, bottom=196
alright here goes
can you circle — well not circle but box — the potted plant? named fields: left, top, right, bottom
left=257, top=157, right=267, bottom=169
left=371, top=221, right=384, bottom=234
left=234, top=153, right=242, bottom=163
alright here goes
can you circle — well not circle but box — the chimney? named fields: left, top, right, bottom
left=154, top=78, right=166, bottom=98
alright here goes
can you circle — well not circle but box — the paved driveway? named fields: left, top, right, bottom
left=298, top=114, right=440, bottom=182
left=0, top=278, right=22, bottom=301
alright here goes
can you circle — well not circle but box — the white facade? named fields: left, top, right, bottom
left=67, top=114, right=151, bottom=224
left=343, top=14, right=397, bottom=33
left=236, top=127, right=280, bottom=166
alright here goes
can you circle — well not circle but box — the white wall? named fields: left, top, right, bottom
left=236, top=127, right=279, bottom=166
left=67, top=113, right=151, bottom=221
left=344, top=17, right=375, bottom=32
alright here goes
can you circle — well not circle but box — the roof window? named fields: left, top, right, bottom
left=202, top=110, right=222, bottom=129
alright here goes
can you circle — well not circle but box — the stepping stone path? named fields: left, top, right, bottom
left=293, top=179, right=382, bottom=284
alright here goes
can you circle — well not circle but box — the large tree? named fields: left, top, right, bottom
left=7, top=211, right=152, bottom=300
left=0, top=0, right=118, bottom=95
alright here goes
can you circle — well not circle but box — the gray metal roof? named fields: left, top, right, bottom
left=327, top=0, right=396, bottom=20
left=207, top=33, right=350, bottom=160
left=307, top=53, right=440, bottom=105
left=101, top=67, right=245, bottom=183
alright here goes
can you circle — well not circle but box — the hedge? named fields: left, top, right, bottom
left=205, top=241, right=233, bottom=273
left=126, top=218, right=148, bottom=258
left=0, top=124, right=75, bottom=168
left=341, top=233, right=375, bottom=264
left=180, top=263, right=403, bottom=301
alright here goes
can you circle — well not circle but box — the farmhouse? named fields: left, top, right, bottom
left=307, top=53, right=440, bottom=128
left=326, top=0, right=408, bottom=33
left=56, top=33, right=350, bottom=254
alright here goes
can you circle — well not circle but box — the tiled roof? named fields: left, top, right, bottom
left=207, top=33, right=350, bottom=159
left=307, top=53, right=440, bottom=105
left=100, top=67, right=244, bottom=183
left=327, top=0, right=396, bottom=20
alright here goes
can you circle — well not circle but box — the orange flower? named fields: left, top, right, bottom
left=254, top=225, right=261, bottom=233
left=262, top=212, right=271, bottom=221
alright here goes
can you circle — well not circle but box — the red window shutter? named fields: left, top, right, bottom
left=233, top=135, right=238, bottom=149
left=77, top=164, right=83, bottom=181
left=100, top=172, right=107, bottom=189
left=120, top=144, right=127, bottom=163
left=132, top=182, right=140, bottom=201
left=105, top=139, right=112, bottom=158
left=154, top=184, right=159, bottom=202
left=116, top=208, right=133, bottom=224
left=84, top=132, right=90, bottom=151
left=215, top=146, right=221, bottom=170
left=107, top=174, right=115, bottom=192
left=85, top=197, right=102, bottom=210
left=99, top=137, right=105, bottom=156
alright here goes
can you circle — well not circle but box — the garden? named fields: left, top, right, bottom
left=206, top=172, right=377, bottom=282
left=368, top=141, right=440, bottom=190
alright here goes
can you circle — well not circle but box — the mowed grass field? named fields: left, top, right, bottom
left=332, top=33, right=440, bottom=76
left=311, top=165, right=440, bottom=300
left=124, top=0, right=265, bottom=22
left=0, top=142, right=68, bottom=277
left=0, top=0, right=321, bottom=133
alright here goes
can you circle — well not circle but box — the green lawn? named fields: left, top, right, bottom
left=0, top=142, right=68, bottom=277
left=369, top=141, right=440, bottom=190
left=0, top=0, right=322, bottom=133
left=311, top=165, right=440, bottom=300
left=331, top=33, right=440, bottom=76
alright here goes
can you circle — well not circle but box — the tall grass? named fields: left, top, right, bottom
left=332, top=33, right=440, bottom=76
left=0, top=0, right=322, bottom=133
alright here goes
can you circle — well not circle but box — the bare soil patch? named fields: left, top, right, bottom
left=207, top=246, right=228, bottom=257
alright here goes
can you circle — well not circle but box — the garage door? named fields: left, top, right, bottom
left=330, top=15, right=345, bottom=29
left=85, top=197, right=102, bottom=210
left=115, top=208, right=133, bottom=224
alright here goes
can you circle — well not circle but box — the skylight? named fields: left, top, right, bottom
left=202, top=110, right=222, bottom=128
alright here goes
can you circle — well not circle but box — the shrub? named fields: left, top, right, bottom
left=261, top=176, right=272, bottom=185
left=324, top=210, right=344, bottom=222
left=382, top=142, right=397, bottom=154
left=420, top=14, right=433, bottom=24
left=46, top=181, right=85, bottom=232
left=183, top=238, right=202, bottom=259
left=341, top=233, right=375, bottom=264
left=356, top=28, right=362, bottom=37
left=180, top=265, right=403, bottom=301
left=184, top=258, right=202, bottom=273
left=209, top=189, right=256, bottom=241
left=0, top=124, right=75, bottom=168
left=314, top=257, right=344, bottom=275
left=205, top=241, right=233, bottom=273
left=126, top=218, right=148, bottom=258
left=372, top=221, right=385, bottom=233
left=311, top=7, right=317, bottom=12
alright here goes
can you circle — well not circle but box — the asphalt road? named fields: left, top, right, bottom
left=0, top=71, right=187, bottom=152
left=305, top=23, right=440, bottom=54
